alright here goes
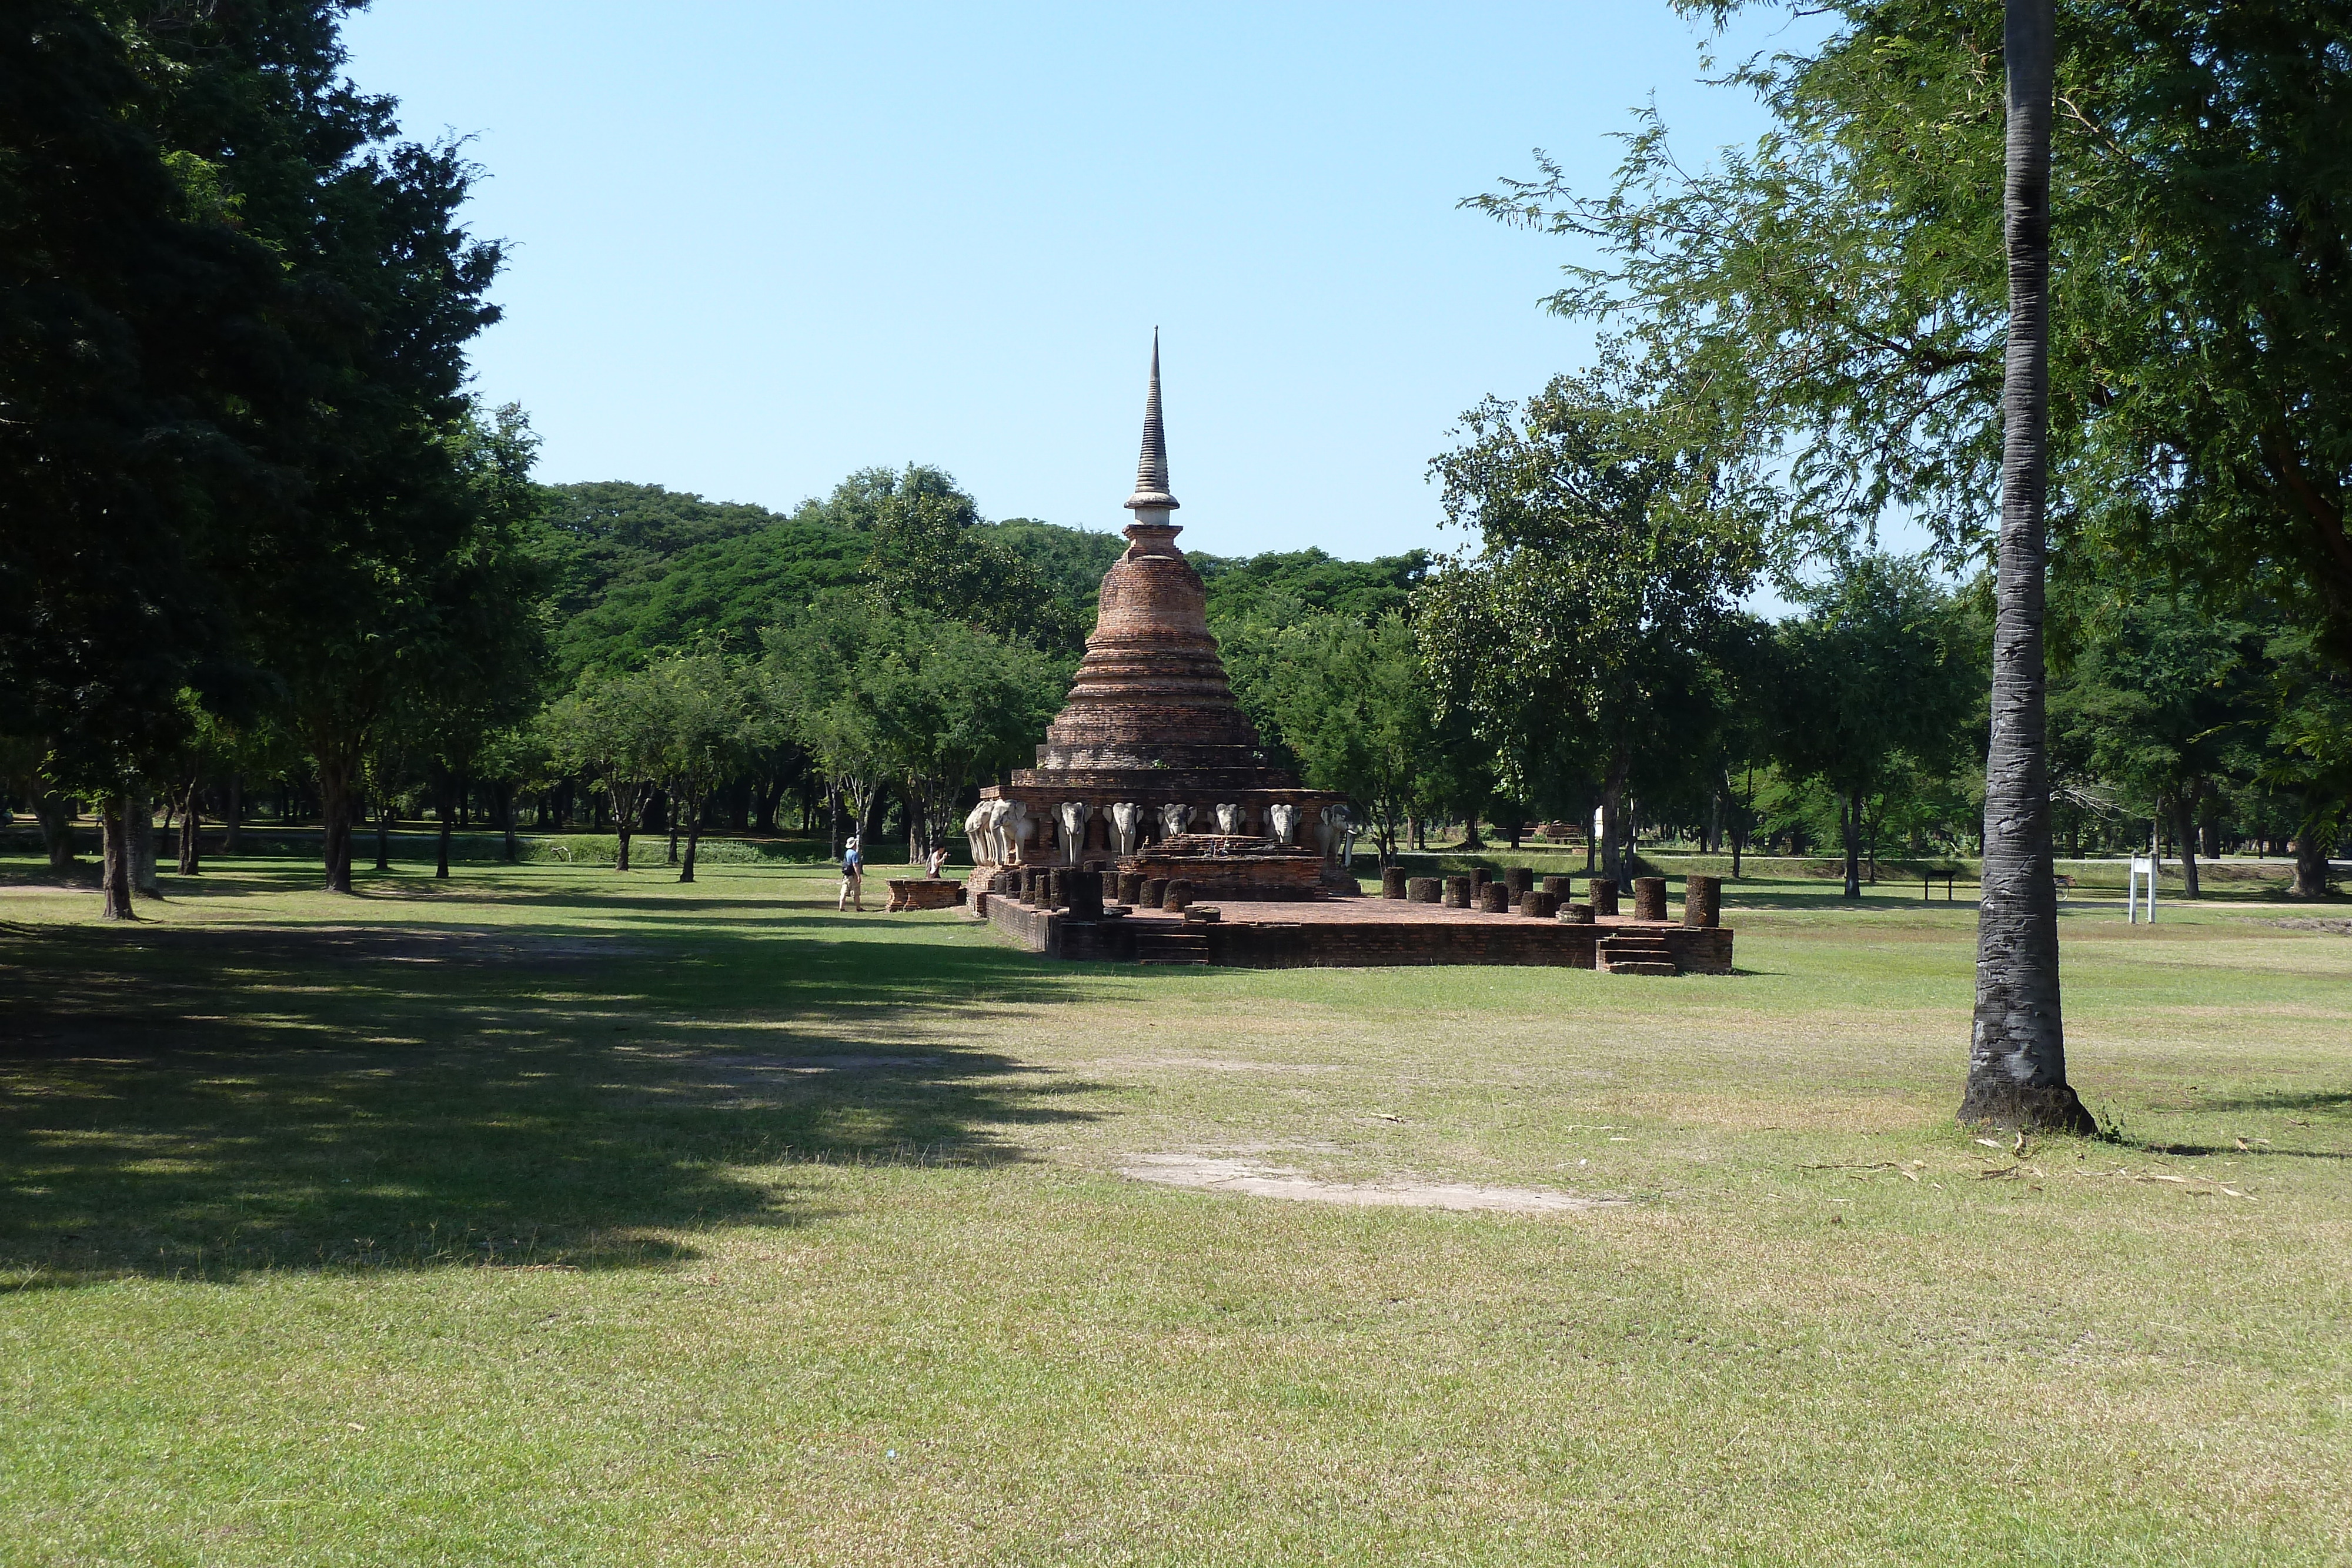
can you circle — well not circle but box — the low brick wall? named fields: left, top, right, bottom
left=975, top=895, right=1734, bottom=973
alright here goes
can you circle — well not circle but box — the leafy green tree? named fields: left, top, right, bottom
left=79, top=1, right=519, bottom=895
left=544, top=671, right=667, bottom=872
left=762, top=597, right=891, bottom=861
left=863, top=617, right=1065, bottom=863
left=2261, top=626, right=2352, bottom=899
left=1, top=2, right=301, bottom=914
left=1197, top=549, right=1434, bottom=629
left=1419, top=369, right=1766, bottom=881
left=390, top=406, right=555, bottom=880
left=763, top=599, right=1063, bottom=865
left=2049, top=590, right=2264, bottom=897
left=1265, top=614, right=1438, bottom=865
left=642, top=654, right=754, bottom=884
left=1474, top=0, right=2347, bottom=1126
left=863, top=478, right=1080, bottom=653
left=1776, top=553, right=1979, bottom=897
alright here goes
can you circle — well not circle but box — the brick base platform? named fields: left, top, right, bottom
left=971, top=892, right=1733, bottom=974
left=885, top=878, right=965, bottom=912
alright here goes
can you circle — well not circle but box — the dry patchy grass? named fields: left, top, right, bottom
left=0, top=854, right=2346, bottom=1565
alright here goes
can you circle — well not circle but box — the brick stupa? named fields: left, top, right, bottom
left=967, top=337, right=1351, bottom=897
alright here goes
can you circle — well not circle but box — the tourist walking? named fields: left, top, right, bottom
left=837, top=834, right=864, bottom=911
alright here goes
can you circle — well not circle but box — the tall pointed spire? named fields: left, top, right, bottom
left=1124, top=330, right=1180, bottom=514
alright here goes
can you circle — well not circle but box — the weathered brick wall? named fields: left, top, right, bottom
left=978, top=895, right=1736, bottom=974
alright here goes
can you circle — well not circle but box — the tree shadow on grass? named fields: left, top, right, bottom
left=2195, top=1088, right=2352, bottom=1115
left=0, top=913, right=1107, bottom=1290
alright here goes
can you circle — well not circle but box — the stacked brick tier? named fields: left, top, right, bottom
left=983, top=518, right=1344, bottom=861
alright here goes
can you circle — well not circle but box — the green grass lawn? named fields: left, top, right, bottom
left=2, top=854, right=2346, bottom=1566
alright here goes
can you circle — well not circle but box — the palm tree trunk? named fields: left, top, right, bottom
left=1962, top=0, right=2091, bottom=1133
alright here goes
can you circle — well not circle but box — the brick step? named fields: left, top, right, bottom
left=1137, top=931, right=1212, bottom=967
left=1598, top=935, right=1679, bottom=977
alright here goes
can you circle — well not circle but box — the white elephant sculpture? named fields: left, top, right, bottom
left=1215, top=803, right=1244, bottom=837
left=1057, top=801, right=1093, bottom=865
left=1315, top=803, right=1350, bottom=861
left=1003, top=800, right=1035, bottom=864
left=1110, top=801, right=1143, bottom=857
left=1158, top=802, right=1193, bottom=840
left=1267, top=803, right=1301, bottom=846
left=963, top=802, right=993, bottom=864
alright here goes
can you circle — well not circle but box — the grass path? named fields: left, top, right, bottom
left=2, top=857, right=2346, bottom=1565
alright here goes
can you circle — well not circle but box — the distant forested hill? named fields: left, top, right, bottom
left=533, top=469, right=1431, bottom=678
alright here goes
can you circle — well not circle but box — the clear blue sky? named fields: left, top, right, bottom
left=343, top=2, right=1826, bottom=563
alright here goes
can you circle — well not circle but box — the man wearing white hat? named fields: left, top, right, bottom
left=837, top=834, right=864, bottom=912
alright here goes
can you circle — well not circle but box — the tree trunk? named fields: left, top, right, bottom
left=1841, top=788, right=1863, bottom=900
left=34, top=781, right=76, bottom=870
left=128, top=788, right=159, bottom=897
left=436, top=793, right=453, bottom=880
left=680, top=807, right=701, bottom=884
left=178, top=779, right=202, bottom=875
left=2291, top=793, right=2337, bottom=897
left=101, top=795, right=136, bottom=920
left=860, top=782, right=889, bottom=860
left=1508, top=813, right=1524, bottom=851
left=499, top=782, right=519, bottom=862
left=1962, top=0, right=2091, bottom=1134
left=377, top=804, right=394, bottom=872
left=316, top=743, right=359, bottom=895
left=2292, top=835, right=2333, bottom=898
left=224, top=773, right=242, bottom=854
left=1461, top=812, right=1482, bottom=850
left=1598, top=773, right=1629, bottom=884
left=2173, top=786, right=2201, bottom=900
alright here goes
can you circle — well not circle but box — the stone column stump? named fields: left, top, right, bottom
left=1443, top=875, right=1473, bottom=909
left=1469, top=867, right=1494, bottom=894
left=1541, top=874, right=1573, bottom=900
left=1140, top=877, right=1168, bottom=910
left=1066, top=871, right=1104, bottom=920
left=1588, top=877, right=1619, bottom=917
left=1406, top=876, right=1442, bottom=904
left=1522, top=890, right=1559, bottom=920
left=1683, top=874, right=1722, bottom=928
left=1476, top=882, right=1511, bottom=914
left=1632, top=876, right=1668, bottom=921
left=1561, top=902, right=1595, bottom=924
left=1161, top=878, right=1195, bottom=911
left=1118, top=872, right=1145, bottom=906
left=1381, top=867, right=1409, bottom=900
left=1504, top=867, right=1535, bottom=903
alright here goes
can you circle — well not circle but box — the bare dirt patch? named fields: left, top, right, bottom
left=2269, top=918, right=2352, bottom=936
left=1089, top=1055, right=1347, bottom=1075
left=1116, top=1153, right=1622, bottom=1213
